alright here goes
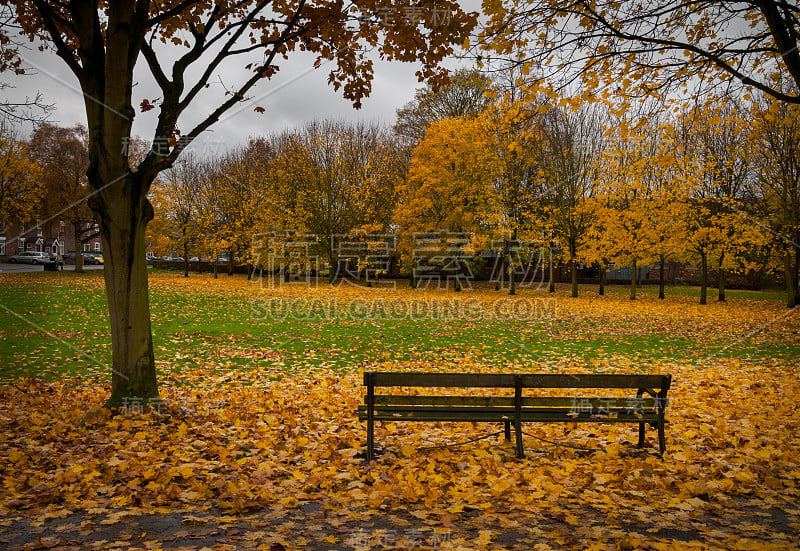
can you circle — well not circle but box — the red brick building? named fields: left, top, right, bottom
left=0, top=219, right=101, bottom=260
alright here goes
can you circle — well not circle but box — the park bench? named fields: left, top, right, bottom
left=358, top=372, right=671, bottom=460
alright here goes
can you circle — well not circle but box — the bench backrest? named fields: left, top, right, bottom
left=364, top=372, right=671, bottom=392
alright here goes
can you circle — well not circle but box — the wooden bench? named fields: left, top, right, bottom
left=358, top=372, right=671, bottom=460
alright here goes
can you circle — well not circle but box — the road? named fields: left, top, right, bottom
left=0, top=263, right=105, bottom=274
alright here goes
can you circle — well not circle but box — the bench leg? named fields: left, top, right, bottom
left=638, top=422, right=645, bottom=448
left=504, top=421, right=511, bottom=441
left=367, top=419, right=374, bottom=461
left=658, top=420, right=666, bottom=456
left=514, top=421, right=524, bottom=459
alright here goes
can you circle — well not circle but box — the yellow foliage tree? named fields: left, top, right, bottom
left=0, top=129, right=42, bottom=228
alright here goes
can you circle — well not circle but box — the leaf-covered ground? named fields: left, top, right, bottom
left=1, top=272, right=799, bottom=550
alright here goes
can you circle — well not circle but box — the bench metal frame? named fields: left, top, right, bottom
left=358, top=372, right=671, bottom=460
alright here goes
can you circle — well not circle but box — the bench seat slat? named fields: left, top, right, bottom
left=370, top=395, right=659, bottom=408
left=359, top=411, right=659, bottom=423
left=359, top=406, right=658, bottom=422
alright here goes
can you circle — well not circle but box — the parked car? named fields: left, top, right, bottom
left=7, top=251, right=51, bottom=264
left=63, top=251, right=96, bottom=265
left=189, top=257, right=200, bottom=262
left=84, top=252, right=104, bottom=265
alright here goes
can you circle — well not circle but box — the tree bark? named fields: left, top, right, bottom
left=227, top=251, right=234, bottom=276
left=700, top=252, right=708, bottom=305
left=718, top=265, right=727, bottom=302
left=98, top=174, right=159, bottom=409
left=213, top=253, right=218, bottom=279
left=785, top=250, right=798, bottom=308
left=630, top=258, right=637, bottom=300
left=548, top=243, right=555, bottom=293
left=183, top=236, right=189, bottom=278
left=570, top=255, right=578, bottom=298
left=658, top=257, right=665, bottom=300
left=494, top=254, right=502, bottom=291
left=72, top=222, right=84, bottom=273
left=508, top=254, right=515, bottom=296
left=599, top=261, right=606, bottom=296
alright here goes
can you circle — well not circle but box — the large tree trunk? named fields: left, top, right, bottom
left=658, top=257, right=665, bottom=300
left=700, top=252, right=708, bottom=305
left=97, top=175, right=159, bottom=409
left=630, top=258, right=637, bottom=300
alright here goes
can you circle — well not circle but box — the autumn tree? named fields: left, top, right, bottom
left=27, top=123, right=99, bottom=272
left=594, top=119, right=658, bottom=301
left=749, top=85, right=800, bottom=308
left=534, top=102, right=606, bottom=298
left=149, top=154, right=206, bottom=277
left=0, top=127, right=42, bottom=227
left=670, top=101, right=763, bottom=305
left=689, top=99, right=756, bottom=302
left=5, top=0, right=476, bottom=407
left=394, top=68, right=495, bottom=144
left=395, top=114, right=502, bottom=288
left=268, top=120, right=402, bottom=279
left=478, top=1, right=800, bottom=105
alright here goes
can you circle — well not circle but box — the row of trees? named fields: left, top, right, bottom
left=148, top=72, right=799, bottom=308
left=148, top=120, right=406, bottom=278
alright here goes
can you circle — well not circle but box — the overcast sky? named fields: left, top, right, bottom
left=3, top=5, right=480, bottom=155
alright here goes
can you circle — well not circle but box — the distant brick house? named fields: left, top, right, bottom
left=0, top=219, right=101, bottom=261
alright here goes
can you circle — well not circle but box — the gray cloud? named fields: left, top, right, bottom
left=4, top=31, right=471, bottom=153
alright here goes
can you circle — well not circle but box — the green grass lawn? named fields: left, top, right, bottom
left=0, top=271, right=797, bottom=381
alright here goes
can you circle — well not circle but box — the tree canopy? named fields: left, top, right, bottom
left=478, top=1, right=800, bottom=104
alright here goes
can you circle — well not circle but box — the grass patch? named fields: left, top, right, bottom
left=0, top=271, right=797, bottom=381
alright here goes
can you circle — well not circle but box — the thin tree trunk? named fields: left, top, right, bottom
left=549, top=243, right=555, bottom=293
left=494, top=254, right=502, bottom=291
left=599, top=261, right=606, bottom=296
left=73, top=222, right=85, bottom=273
left=718, top=266, right=726, bottom=302
left=700, top=252, right=708, bottom=305
left=794, top=248, right=800, bottom=308
left=630, top=258, right=637, bottom=300
left=213, top=253, right=218, bottom=279
left=329, top=249, right=337, bottom=285
left=785, top=251, right=798, bottom=308
left=227, top=250, right=234, bottom=276
left=658, top=257, right=665, bottom=300
left=100, top=177, right=159, bottom=409
left=183, top=236, right=189, bottom=278
left=570, top=255, right=578, bottom=298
